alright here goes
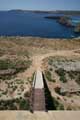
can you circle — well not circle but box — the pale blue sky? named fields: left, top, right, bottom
left=0, top=0, right=80, bottom=11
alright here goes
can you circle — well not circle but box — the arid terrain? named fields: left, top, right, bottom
left=0, top=36, right=80, bottom=110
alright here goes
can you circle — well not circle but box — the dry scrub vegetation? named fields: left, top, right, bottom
left=0, top=36, right=80, bottom=110
left=43, top=56, right=80, bottom=110
left=0, top=36, right=80, bottom=56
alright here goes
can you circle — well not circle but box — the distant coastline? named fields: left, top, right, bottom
left=0, top=10, right=80, bottom=38
left=1, top=9, right=80, bottom=16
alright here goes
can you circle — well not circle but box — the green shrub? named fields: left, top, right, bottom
left=55, top=68, right=67, bottom=83
left=45, top=71, right=52, bottom=81
left=0, top=98, right=30, bottom=110
left=0, top=59, right=32, bottom=80
left=24, top=91, right=30, bottom=98
left=48, top=59, right=53, bottom=65
left=13, top=86, right=17, bottom=91
left=45, top=70, right=56, bottom=82
left=53, top=97, right=64, bottom=110
left=0, top=59, right=12, bottom=70
left=0, top=59, right=31, bottom=71
left=76, top=74, right=80, bottom=85
left=68, top=71, right=76, bottom=79
left=19, top=98, right=29, bottom=110
left=54, top=87, right=61, bottom=94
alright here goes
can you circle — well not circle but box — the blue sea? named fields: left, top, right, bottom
left=0, top=11, right=80, bottom=38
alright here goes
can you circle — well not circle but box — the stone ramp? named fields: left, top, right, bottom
left=0, top=111, right=80, bottom=120
left=35, top=70, right=44, bottom=89
left=30, top=71, right=46, bottom=111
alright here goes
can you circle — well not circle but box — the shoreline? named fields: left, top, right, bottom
left=0, top=35, right=80, bottom=40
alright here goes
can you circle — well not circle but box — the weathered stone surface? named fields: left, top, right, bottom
left=0, top=111, right=80, bottom=120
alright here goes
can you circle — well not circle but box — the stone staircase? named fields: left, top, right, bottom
left=30, top=71, right=46, bottom=112
left=33, top=88, right=46, bottom=111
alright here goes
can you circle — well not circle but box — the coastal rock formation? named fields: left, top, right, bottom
left=59, top=16, right=72, bottom=27
left=74, top=23, right=80, bottom=33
